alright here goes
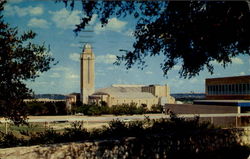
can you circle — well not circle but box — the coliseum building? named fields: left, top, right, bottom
left=80, top=44, right=175, bottom=109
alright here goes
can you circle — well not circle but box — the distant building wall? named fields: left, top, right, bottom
left=205, top=75, right=250, bottom=100
left=165, top=104, right=239, bottom=114
left=109, top=97, right=158, bottom=109
left=89, top=85, right=175, bottom=109
left=142, top=85, right=175, bottom=104
left=24, top=98, right=66, bottom=103
left=90, top=95, right=159, bottom=109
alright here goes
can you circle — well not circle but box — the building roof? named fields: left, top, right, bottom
left=93, top=86, right=155, bottom=99
left=112, top=84, right=145, bottom=88
left=194, top=100, right=250, bottom=107
left=206, top=75, right=250, bottom=81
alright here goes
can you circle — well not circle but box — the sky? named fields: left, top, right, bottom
left=3, top=0, right=250, bottom=94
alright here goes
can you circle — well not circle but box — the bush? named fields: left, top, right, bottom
left=55, top=102, right=67, bottom=115
left=44, top=102, right=57, bottom=115
left=0, top=131, right=25, bottom=148
left=26, top=102, right=47, bottom=115
left=150, top=104, right=163, bottom=113
left=26, top=101, right=67, bottom=115
left=63, top=122, right=89, bottom=142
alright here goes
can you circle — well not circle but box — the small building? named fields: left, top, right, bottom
left=206, top=75, right=250, bottom=100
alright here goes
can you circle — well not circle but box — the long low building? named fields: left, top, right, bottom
left=89, top=84, right=175, bottom=109
left=24, top=98, right=66, bottom=103
left=206, top=75, right=250, bottom=100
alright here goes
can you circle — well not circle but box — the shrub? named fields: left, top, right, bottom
left=63, top=122, right=89, bottom=142
left=0, top=131, right=25, bottom=148
left=29, top=129, right=62, bottom=145
left=26, top=102, right=47, bottom=115
left=150, top=104, right=163, bottom=113
left=55, top=102, right=67, bottom=115
left=44, top=102, right=57, bottom=115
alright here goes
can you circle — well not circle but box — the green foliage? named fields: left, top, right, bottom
left=75, top=103, right=147, bottom=116
left=62, top=122, right=89, bottom=142
left=0, top=131, right=24, bottom=148
left=55, top=101, right=67, bottom=115
left=26, top=102, right=47, bottom=115
left=150, top=104, right=163, bottom=113
left=110, top=103, right=147, bottom=115
left=29, top=129, right=62, bottom=145
left=26, top=102, right=67, bottom=115
left=0, top=1, right=55, bottom=124
left=76, top=104, right=102, bottom=116
left=62, top=1, right=250, bottom=78
left=44, top=102, right=57, bottom=115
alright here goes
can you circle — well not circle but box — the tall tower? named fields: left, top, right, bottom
left=80, top=44, right=95, bottom=104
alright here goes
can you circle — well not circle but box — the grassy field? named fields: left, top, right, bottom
left=0, top=121, right=108, bottom=138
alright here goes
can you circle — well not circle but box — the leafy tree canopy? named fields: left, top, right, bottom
left=62, top=1, right=250, bottom=78
left=0, top=1, right=55, bottom=124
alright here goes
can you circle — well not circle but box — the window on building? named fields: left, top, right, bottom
left=242, top=84, right=246, bottom=95
left=247, top=83, right=250, bottom=94
left=229, top=84, right=232, bottom=95
left=213, top=85, right=216, bottom=95
left=239, top=84, right=243, bottom=95
left=225, top=84, right=228, bottom=95
left=232, top=84, right=235, bottom=94
left=235, top=84, right=239, bottom=94
left=221, top=85, right=225, bottom=95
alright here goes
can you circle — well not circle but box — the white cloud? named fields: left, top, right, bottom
left=49, top=8, right=81, bottom=29
left=210, top=60, right=222, bottom=66
left=27, top=18, right=49, bottom=28
left=51, top=66, right=79, bottom=79
left=145, top=71, right=153, bottom=74
left=189, top=78, right=198, bottom=84
left=70, top=43, right=82, bottom=47
left=96, top=54, right=117, bottom=64
left=29, top=6, right=43, bottom=15
left=52, top=66, right=70, bottom=72
left=107, top=66, right=117, bottom=70
left=210, top=57, right=244, bottom=66
left=4, top=5, right=44, bottom=17
left=49, top=72, right=61, bottom=78
left=66, top=73, right=79, bottom=79
left=8, top=0, right=23, bottom=3
left=96, top=70, right=106, bottom=76
left=172, top=65, right=181, bottom=71
left=69, top=53, right=80, bottom=62
left=124, top=29, right=134, bottom=37
left=94, top=18, right=127, bottom=34
left=239, top=72, right=246, bottom=75
left=89, top=14, right=98, bottom=25
left=231, top=57, right=244, bottom=65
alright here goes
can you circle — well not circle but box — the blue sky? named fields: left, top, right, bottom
left=3, top=0, right=250, bottom=94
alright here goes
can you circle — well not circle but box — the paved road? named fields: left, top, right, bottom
left=1, top=113, right=250, bottom=123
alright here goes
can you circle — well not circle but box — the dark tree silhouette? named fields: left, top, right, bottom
left=62, top=1, right=250, bottom=78
left=0, top=1, right=55, bottom=124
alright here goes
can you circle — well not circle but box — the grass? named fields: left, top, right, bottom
left=0, top=122, right=74, bottom=139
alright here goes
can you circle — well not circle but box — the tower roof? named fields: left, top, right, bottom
left=85, top=43, right=92, bottom=49
left=83, top=43, right=93, bottom=54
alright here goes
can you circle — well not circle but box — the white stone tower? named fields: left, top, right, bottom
left=80, top=44, right=95, bottom=104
